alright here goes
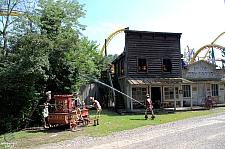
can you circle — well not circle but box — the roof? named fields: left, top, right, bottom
left=124, top=29, right=182, bottom=36
left=187, top=60, right=217, bottom=67
left=127, top=77, right=193, bottom=85
left=185, top=78, right=222, bottom=82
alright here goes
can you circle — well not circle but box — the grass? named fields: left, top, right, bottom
left=1, top=107, right=225, bottom=148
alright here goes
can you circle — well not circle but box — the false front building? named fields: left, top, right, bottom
left=112, top=29, right=192, bottom=110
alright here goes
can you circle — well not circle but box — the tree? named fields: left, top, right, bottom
left=0, top=0, right=35, bottom=58
left=0, top=33, right=52, bottom=132
left=107, top=54, right=119, bottom=62
left=0, top=0, right=110, bottom=132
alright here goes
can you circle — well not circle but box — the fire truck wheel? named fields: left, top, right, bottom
left=70, top=119, right=76, bottom=130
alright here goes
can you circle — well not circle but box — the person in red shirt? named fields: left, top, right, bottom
left=144, top=94, right=155, bottom=120
left=207, top=95, right=213, bottom=109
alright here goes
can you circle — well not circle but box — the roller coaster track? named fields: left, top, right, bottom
left=190, top=32, right=225, bottom=64
left=190, top=44, right=224, bottom=64
left=100, top=27, right=129, bottom=55
left=0, top=9, right=19, bottom=16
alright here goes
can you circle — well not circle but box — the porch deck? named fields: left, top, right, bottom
left=112, top=103, right=225, bottom=115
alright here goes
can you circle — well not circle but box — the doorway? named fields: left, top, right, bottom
left=198, top=84, right=206, bottom=105
left=151, top=87, right=161, bottom=108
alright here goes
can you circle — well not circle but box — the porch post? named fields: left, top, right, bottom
left=190, top=84, right=193, bottom=110
left=130, top=86, right=133, bottom=110
left=174, top=87, right=176, bottom=110
left=179, top=85, right=183, bottom=107
left=127, top=85, right=130, bottom=109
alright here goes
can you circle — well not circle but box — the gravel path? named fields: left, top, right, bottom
left=37, top=111, right=225, bottom=149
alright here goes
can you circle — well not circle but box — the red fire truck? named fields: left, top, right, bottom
left=48, top=95, right=90, bottom=130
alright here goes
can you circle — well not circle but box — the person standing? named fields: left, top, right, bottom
left=46, top=91, right=51, bottom=102
left=43, top=102, right=50, bottom=128
left=144, top=94, right=155, bottom=120
left=42, top=91, right=51, bottom=128
left=206, top=95, right=213, bottom=109
left=89, top=97, right=102, bottom=126
left=72, top=92, right=82, bottom=110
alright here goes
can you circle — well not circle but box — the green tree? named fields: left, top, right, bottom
left=0, top=0, right=35, bottom=58
left=0, top=0, right=111, bottom=133
left=107, top=54, right=119, bottom=62
left=0, top=33, right=52, bottom=132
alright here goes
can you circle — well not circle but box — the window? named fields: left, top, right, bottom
left=182, top=85, right=191, bottom=97
left=117, top=62, right=121, bottom=76
left=164, top=87, right=178, bottom=100
left=162, top=58, right=172, bottom=72
left=132, top=87, right=147, bottom=109
left=132, top=87, right=147, bottom=102
left=211, top=84, right=218, bottom=96
left=137, top=58, right=147, bottom=72
left=121, top=59, right=124, bottom=75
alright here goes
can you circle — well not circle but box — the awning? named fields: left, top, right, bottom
left=127, top=77, right=193, bottom=85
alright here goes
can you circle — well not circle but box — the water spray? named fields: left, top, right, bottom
left=79, top=73, right=145, bottom=106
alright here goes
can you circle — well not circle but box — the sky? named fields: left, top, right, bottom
left=78, top=0, right=225, bottom=62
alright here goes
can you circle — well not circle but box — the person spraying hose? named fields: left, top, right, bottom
left=144, top=94, right=155, bottom=120
left=89, top=97, right=102, bottom=126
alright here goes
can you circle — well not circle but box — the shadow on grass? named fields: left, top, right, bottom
left=24, top=124, right=84, bottom=134
left=129, top=118, right=146, bottom=120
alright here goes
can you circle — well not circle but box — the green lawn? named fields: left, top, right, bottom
left=1, top=107, right=225, bottom=148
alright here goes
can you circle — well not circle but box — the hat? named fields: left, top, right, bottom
left=74, top=92, right=78, bottom=95
left=46, top=91, right=51, bottom=95
left=146, top=94, right=150, bottom=97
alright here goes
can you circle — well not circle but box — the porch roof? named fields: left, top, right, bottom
left=127, top=77, right=193, bottom=85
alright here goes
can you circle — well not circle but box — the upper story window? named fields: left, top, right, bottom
left=137, top=57, right=147, bottom=72
left=117, top=62, right=121, bottom=76
left=162, top=56, right=172, bottom=72
left=121, top=59, right=125, bottom=76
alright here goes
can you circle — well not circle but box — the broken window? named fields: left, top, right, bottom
left=137, top=58, right=147, bottom=72
left=121, top=59, right=124, bottom=75
left=162, top=57, right=172, bottom=72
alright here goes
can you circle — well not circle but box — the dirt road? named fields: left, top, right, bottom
left=37, top=111, right=225, bottom=149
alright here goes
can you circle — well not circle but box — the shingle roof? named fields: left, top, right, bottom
left=127, top=77, right=193, bottom=85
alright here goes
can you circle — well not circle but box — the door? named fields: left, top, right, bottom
left=151, top=87, right=161, bottom=108
left=198, top=84, right=206, bottom=105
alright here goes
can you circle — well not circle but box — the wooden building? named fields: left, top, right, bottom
left=182, top=60, right=225, bottom=106
left=112, top=29, right=193, bottom=110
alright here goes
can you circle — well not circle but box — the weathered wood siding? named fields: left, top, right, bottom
left=125, top=30, right=182, bottom=78
left=79, top=83, right=101, bottom=105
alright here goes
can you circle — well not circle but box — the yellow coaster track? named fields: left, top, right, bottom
left=190, top=32, right=225, bottom=64
left=190, top=44, right=224, bottom=64
left=0, top=9, right=19, bottom=16
left=100, top=27, right=129, bottom=55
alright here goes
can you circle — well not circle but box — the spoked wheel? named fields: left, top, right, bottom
left=83, top=115, right=90, bottom=126
left=69, top=118, right=77, bottom=130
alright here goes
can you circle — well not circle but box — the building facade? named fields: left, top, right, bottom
left=113, top=30, right=188, bottom=110
left=112, top=29, right=225, bottom=110
left=182, top=60, right=225, bottom=106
